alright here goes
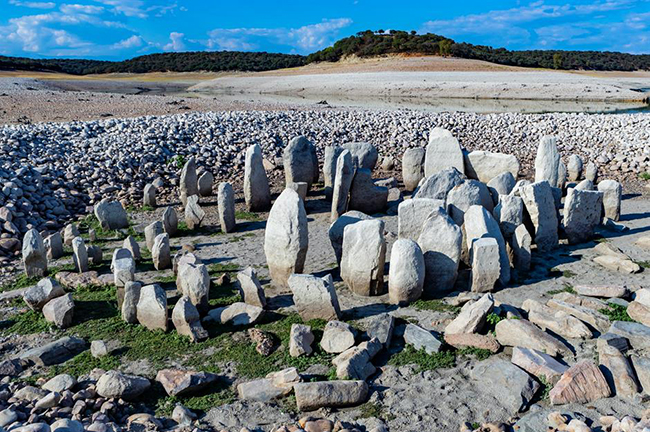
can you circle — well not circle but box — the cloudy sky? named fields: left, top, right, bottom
left=1, top=0, right=649, bottom=60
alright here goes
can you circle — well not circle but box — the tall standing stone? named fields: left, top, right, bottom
left=143, top=184, right=156, bottom=207
left=512, top=224, right=532, bottom=271
left=424, top=128, right=464, bottom=177
left=264, top=189, right=308, bottom=287
left=63, top=224, right=79, bottom=247
left=184, top=195, right=205, bottom=230
left=236, top=267, right=267, bottom=308
left=178, top=263, right=210, bottom=313
left=389, top=239, right=425, bottom=305
left=470, top=237, right=501, bottom=293
left=397, top=198, right=445, bottom=241
left=71, top=237, right=88, bottom=273
left=137, top=284, right=168, bottom=331
left=284, top=136, right=316, bottom=190
left=152, top=233, right=171, bottom=270
left=45, top=232, right=64, bottom=260
left=585, top=162, right=598, bottom=183
left=122, top=281, right=141, bottom=324
left=323, top=145, right=344, bottom=200
left=197, top=171, right=214, bottom=197
left=179, top=157, right=198, bottom=207
left=111, top=248, right=135, bottom=288
left=348, top=168, right=388, bottom=215
left=328, top=211, right=372, bottom=264
left=534, top=136, right=561, bottom=188
left=145, top=221, right=164, bottom=251
left=402, top=148, right=425, bottom=191
left=341, top=219, right=386, bottom=296
left=464, top=205, right=510, bottom=286
left=22, top=229, right=47, bottom=278
left=162, top=206, right=178, bottom=236
left=123, top=236, right=141, bottom=261
left=520, top=181, right=559, bottom=252
left=217, top=182, right=236, bottom=233
left=417, top=207, right=462, bottom=294
left=563, top=188, right=603, bottom=244
left=598, top=180, right=622, bottom=221
left=331, top=150, right=354, bottom=222
left=567, top=155, right=583, bottom=182
left=244, top=144, right=271, bottom=211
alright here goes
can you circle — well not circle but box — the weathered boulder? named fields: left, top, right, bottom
left=172, top=296, right=208, bottom=342
left=96, top=370, right=150, bottom=400
left=19, top=336, right=86, bottom=366
left=493, top=194, right=524, bottom=239
left=414, top=167, right=464, bottom=200
left=217, top=182, right=236, bottom=233
left=284, top=136, right=316, bottom=189
left=470, top=237, right=501, bottom=293
left=523, top=299, right=592, bottom=339
left=511, top=347, right=568, bottom=385
left=144, top=221, right=164, bottom=251
left=444, top=333, right=500, bottom=353
left=86, top=245, right=102, bottom=266
left=156, top=369, right=217, bottom=397
left=445, top=293, right=494, bottom=334
left=332, top=338, right=382, bottom=380
left=236, top=266, right=266, bottom=308
left=264, top=188, right=308, bottom=287
left=575, top=285, right=628, bottom=298
left=43, top=374, right=77, bottom=393
left=244, top=144, right=271, bottom=211
left=123, top=235, right=141, bottom=261
left=71, top=236, right=88, bottom=273
left=341, top=219, right=386, bottom=296
left=464, top=151, right=519, bottom=183
left=184, top=195, right=205, bottom=230
left=402, top=147, right=425, bottom=191
left=464, top=205, right=510, bottom=285
left=328, top=210, right=372, bottom=264
left=342, top=142, right=378, bottom=170
left=111, top=248, right=135, bottom=288
left=563, top=188, right=603, bottom=244
left=63, top=224, right=79, bottom=247
left=348, top=168, right=388, bottom=215
left=397, top=198, right=444, bottom=241
left=143, top=183, right=156, bottom=207
left=446, top=180, right=493, bottom=226
left=42, top=293, right=75, bottom=328
left=205, top=302, right=264, bottom=326
left=197, top=171, right=214, bottom=197
left=331, top=149, right=354, bottom=221
left=22, top=229, right=47, bottom=278
left=598, top=345, right=640, bottom=397
left=323, top=145, right=344, bottom=199
left=520, top=181, right=559, bottom=252
left=388, top=239, right=425, bottom=305
left=549, top=361, right=611, bottom=405
left=179, top=157, right=198, bottom=207
left=94, top=199, right=128, bottom=230
left=44, top=232, right=64, bottom=260
left=567, top=154, right=583, bottom=181
left=320, top=321, right=356, bottom=354
left=178, top=263, right=210, bottom=313
left=23, top=278, right=64, bottom=311
left=593, top=255, right=641, bottom=274
left=535, top=136, right=561, bottom=188
left=424, top=127, right=464, bottom=177
left=151, top=233, right=171, bottom=270
left=136, top=284, right=168, bottom=331
left=598, top=179, right=622, bottom=222
left=609, top=321, right=650, bottom=350
left=295, top=381, right=368, bottom=411
left=290, top=324, right=314, bottom=357
left=366, top=313, right=395, bottom=347
left=162, top=206, right=178, bottom=236
left=547, top=299, right=611, bottom=333
left=289, top=274, right=341, bottom=321
left=585, top=162, right=598, bottom=183
left=487, top=171, right=517, bottom=200
left=471, top=358, right=540, bottom=413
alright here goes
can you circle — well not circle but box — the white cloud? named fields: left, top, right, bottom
left=163, top=31, right=185, bottom=51
left=207, top=18, right=353, bottom=53
left=93, top=0, right=147, bottom=18
left=59, top=4, right=105, bottom=15
left=9, top=0, right=56, bottom=8
left=111, top=34, right=143, bottom=49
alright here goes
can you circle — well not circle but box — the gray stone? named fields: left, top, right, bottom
left=162, top=206, right=178, bottom=236
left=424, top=127, right=464, bottom=177
left=42, top=374, right=76, bottom=393
left=179, top=157, right=198, bottom=207
left=320, top=320, right=356, bottom=354
left=404, top=323, right=442, bottom=354
left=465, top=151, right=519, bottom=183
left=184, top=195, right=205, bottom=230
left=244, top=144, right=271, bottom=211
left=123, top=235, right=141, bottom=261
left=90, top=340, right=109, bottom=357
left=323, top=145, right=344, bottom=198
left=178, top=263, right=210, bottom=313
left=575, top=284, right=628, bottom=298
left=557, top=160, right=567, bottom=189
left=547, top=299, right=610, bottom=332
left=493, top=194, right=524, bottom=239
left=598, top=179, right=622, bottom=222
left=445, top=293, right=494, bottom=334
left=464, top=205, right=510, bottom=286
left=331, top=149, right=355, bottom=221
left=22, top=229, right=47, bottom=278
left=43, top=293, right=74, bottom=328
left=593, top=255, right=641, bottom=274
left=446, top=180, right=493, bottom=226
left=563, top=188, right=603, bottom=244
left=143, top=183, right=156, bottom=207
left=342, top=141, right=378, bottom=170
left=585, top=162, right=598, bottom=183
left=535, top=136, right=561, bottom=188
left=23, top=278, right=64, bottom=311
left=630, top=355, right=650, bottom=394
left=96, top=370, right=150, bottom=400
left=144, top=221, right=163, bottom=251
left=599, top=345, right=640, bottom=397
left=121, top=281, right=141, bottom=324
left=523, top=299, right=592, bottom=339
left=328, top=210, right=372, bottom=264
left=609, top=321, right=650, bottom=350
left=71, top=236, right=88, bottom=273
left=332, top=338, right=382, bottom=380
left=111, top=248, right=134, bottom=287
left=511, top=347, right=568, bottom=385
left=136, top=284, right=168, bottom=331
left=366, top=313, right=395, bottom=347
left=289, top=273, right=341, bottom=321
left=94, top=199, right=128, bottom=230
left=289, top=324, right=314, bottom=357
left=217, top=182, right=236, bottom=233
left=471, top=358, right=540, bottom=413
left=495, top=318, right=569, bottom=356
left=567, top=154, right=583, bottom=181
left=520, top=181, right=559, bottom=252
left=87, top=244, right=102, bottom=266
left=197, top=171, right=214, bottom=197
left=470, top=237, right=500, bottom=293
left=414, top=167, right=464, bottom=200
left=397, top=198, right=445, bottom=241
left=156, top=369, right=218, bottom=397
left=284, top=136, right=316, bottom=189
left=205, top=302, right=264, bottom=326
left=63, top=224, right=79, bottom=246
left=348, top=168, right=388, bottom=215
left=236, top=266, right=266, bottom=308
left=287, top=181, right=308, bottom=202
left=402, top=147, right=425, bottom=191
left=238, top=368, right=301, bottom=402
left=264, top=188, right=308, bottom=287
left=388, top=239, right=425, bottom=304
left=295, top=380, right=368, bottom=411
left=44, top=232, right=64, bottom=260
left=152, top=233, right=171, bottom=270
left=341, top=219, right=386, bottom=296
left=487, top=171, right=517, bottom=200
left=20, top=336, right=86, bottom=366
left=172, top=296, right=208, bottom=342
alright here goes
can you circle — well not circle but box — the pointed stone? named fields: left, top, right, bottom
left=152, top=233, right=171, bottom=270
left=162, top=206, right=178, bottom=236
left=197, top=171, right=214, bottom=197
left=217, top=182, right=236, bottom=233
left=244, top=144, right=272, bottom=211
left=512, top=224, right=532, bottom=271
left=22, top=229, right=47, bottom=278
left=331, top=149, right=355, bottom=222
left=567, top=154, right=583, bottom=182
left=172, top=296, right=208, bottom=342
left=178, top=263, right=210, bottom=313
left=323, top=145, right=344, bottom=199
left=236, top=267, right=266, bottom=308
left=123, top=235, right=141, bottom=261
left=424, top=127, right=464, bottom=177
left=143, top=183, right=156, bottom=207
left=184, top=195, right=205, bottom=230
left=44, top=232, right=64, bottom=260
left=179, top=157, right=198, bottom=207
left=144, top=221, right=164, bottom=251
left=71, top=236, right=88, bottom=273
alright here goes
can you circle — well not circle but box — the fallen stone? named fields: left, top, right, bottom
left=511, top=347, right=569, bottom=385
left=23, top=278, right=64, bottom=311
left=236, top=267, right=266, bottom=308
left=495, top=318, right=570, bottom=356
left=598, top=345, right=640, bottom=397
left=290, top=324, right=314, bottom=357
left=523, top=299, right=592, bottom=339
left=96, top=370, right=150, bottom=400
left=156, top=369, right=217, bottom=396
left=471, top=358, right=540, bottom=413
left=332, top=338, right=382, bottom=380
left=547, top=299, right=611, bottom=332
left=403, top=323, right=442, bottom=354
left=294, top=380, right=368, bottom=411
left=609, top=321, right=650, bottom=350
left=443, top=333, right=500, bottom=353
left=238, top=368, right=301, bottom=402
left=205, top=302, right=264, bottom=326
left=320, top=321, right=356, bottom=354
left=20, top=337, right=86, bottom=366
left=549, top=361, right=611, bottom=405
left=42, top=293, right=75, bottom=328
left=366, top=313, right=395, bottom=347
left=445, top=293, right=494, bottom=334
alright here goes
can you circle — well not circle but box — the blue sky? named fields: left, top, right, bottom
left=1, top=0, right=649, bottom=59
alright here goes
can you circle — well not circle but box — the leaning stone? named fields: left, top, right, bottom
left=609, top=321, right=650, bottom=350
left=631, top=356, right=650, bottom=393
left=471, top=358, right=540, bottom=413
left=348, top=168, right=388, bottom=215
left=184, top=195, right=205, bottom=230
left=295, top=380, right=368, bottom=411
left=388, top=239, right=425, bottom=305
left=96, top=370, right=150, bottom=400
left=495, top=319, right=570, bottom=356
left=284, top=136, right=316, bottom=189
left=94, top=199, right=128, bottom=230
left=236, top=267, right=266, bottom=308
left=549, top=361, right=611, bottom=405
left=20, top=336, right=86, bottom=366
left=563, top=188, right=603, bottom=244
left=162, top=206, right=178, bottom=236
left=44, top=232, right=64, bottom=260
left=290, top=324, right=314, bottom=357
left=156, top=369, right=217, bottom=397
left=366, top=313, right=395, bottom=347
left=418, top=207, right=462, bottom=294
left=628, top=301, right=650, bottom=326
left=179, top=157, right=198, bottom=207
left=217, top=182, right=236, bottom=233
left=341, top=219, right=386, bottom=296
left=42, top=293, right=75, bottom=328
left=593, top=255, right=641, bottom=274
left=414, top=167, right=465, bottom=200
left=22, top=229, right=47, bottom=278
left=71, top=236, right=88, bottom=273
left=136, top=284, right=168, bottom=331
left=172, top=296, right=208, bottom=342
left=598, top=179, right=622, bottom=222
left=151, top=233, right=171, bottom=270
left=323, top=145, right=344, bottom=199
left=111, top=248, right=135, bottom=288
left=470, top=237, right=501, bottom=293
left=511, top=347, right=568, bottom=385
left=342, top=142, right=378, bottom=170
left=265, top=188, right=308, bottom=287
left=443, top=333, right=500, bottom=353
left=23, top=278, right=64, bottom=311
left=445, top=293, right=494, bottom=334
left=465, top=151, right=520, bottom=183
left=143, top=183, right=156, bottom=207
left=424, top=127, right=464, bottom=177
left=63, top=224, right=80, bottom=246
left=205, top=302, right=264, bottom=326
left=330, top=149, right=354, bottom=221
left=144, top=221, right=164, bottom=251
left=197, top=171, right=214, bottom=197
left=574, top=285, right=628, bottom=298
left=320, top=321, right=356, bottom=354
left=512, top=224, right=532, bottom=271
left=404, top=323, right=442, bottom=354
left=520, top=181, right=559, bottom=252
left=402, top=147, right=425, bottom=191
left=535, top=136, right=561, bottom=188
left=244, top=144, right=272, bottom=211
left=598, top=345, right=640, bottom=397
left=123, top=235, right=141, bottom=261
left=493, top=195, right=524, bottom=239
left=289, top=273, right=341, bottom=321
left=121, top=281, right=141, bottom=324
left=464, top=205, right=510, bottom=285
left=567, top=155, right=583, bottom=182
left=397, top=198, right=444, bottom=241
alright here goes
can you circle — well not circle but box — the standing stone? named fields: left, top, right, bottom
left=598, top=180, right=622, bottom=221
left=446, top=180, right=493, bottom=226
left=121, top=281, right=141, bottom=324
left=244, top=144, right=272, bottom=211
left=549, top=361, right=611, bottom=405
left=414, top=167, right=464, bottom=200
left=397, top=198, right=444, bottom=241
left=42, top=293, right=75, bottom=328
left=22, top=229, right=47, bottom=278
left=145, top=221, right=164, bottom=251
left=323, top=145, right=344, bottom=199
left=137, top=284, right=168, bottom=331
left=487, top=171, right=517, bottom=200
left=388, top=239, right=425, bottom=305
left=328, top=211, right=372, bottom=264
left=143, top=184, right=156, bottom=207
left=236, top=267, right=266, bottom=308
left=331, top=149, right=355, bottom=221
left=470, top=237, right=501, bottom=293
left=87, top=245, right=102, bottom=266
left=162, top=206, right=178, bottom=236
left=63, top=224, right=79, bottom=246
left=342, top=142, right=378, bottom=170
left=464, top=151, right=520, bottom=183
left=493, top=194, right=524, bottom=239
left=567, top=155, right=583, bottom=182
left=184, top=195, right=205, bottom=230
left=290, top=324, right=314, bottom=357
left=44, top=232, right=64, bottom=260
left=152, top=233, right=171, bottom=270
left=585, top=162, right=598, bottom=183
left=520, top=181, right=559, bottom=252
left=599, top=345, right=640, bottom=397
left=512, top=224, right=532, bottom=271
left=123, top=236, right=141, bottom=261
left=557, top=160, right=567, bottom=189
left=217, top=182, right=236, bottom=233
left=172, top=296, right=208, bottom=342
left=287, top=182, right=308, bottom=202
left=402, top=147, right=425, bottom=191
left=94, top=199, right=128, bottom=230
left=284, top=136, right=316, bottom=190
left=424, top=127, right=464, bottom=177
left=197, top=171, right=214, bottom=197
left=111, top=249, right=135, bottom=288
left=179, top=157, right=198, bottom=207
left=535, top=136, right=561, bottom=188
left=348, top=168, right=388, bottom=215
left=341, top=219, right=386, bottom=296
left=178, top=263, right=210, bottom=313
left=563, top=188, right=603, bottom=244
left=71, top=237, right=88, bottom=273
left=264, top=189, right=308, bottom=287
left=464, top=205, right=510, bottom=286
left=417, top=208, right=462, bottom=294
left=288, top=274, right=341, bottom=321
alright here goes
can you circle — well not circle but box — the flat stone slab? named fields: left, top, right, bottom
left=471, top=358, right=540, bottom=413
left=574, top=285, right=629, bottom=298
left=609, top=321, right=650, bottom=350
left=294, top=380, right=368, bottom=411
left=20, top=337, right=87, bottom=366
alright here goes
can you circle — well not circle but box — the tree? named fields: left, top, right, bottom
left=553, top=53, right=563, bottom=69
left=439, top=39, right=452, bottom=56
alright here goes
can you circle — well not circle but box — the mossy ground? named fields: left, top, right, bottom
left=600, top=303, right=635, bottom=322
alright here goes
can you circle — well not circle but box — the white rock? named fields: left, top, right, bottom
left=341, top=219, right=386, bottom=296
